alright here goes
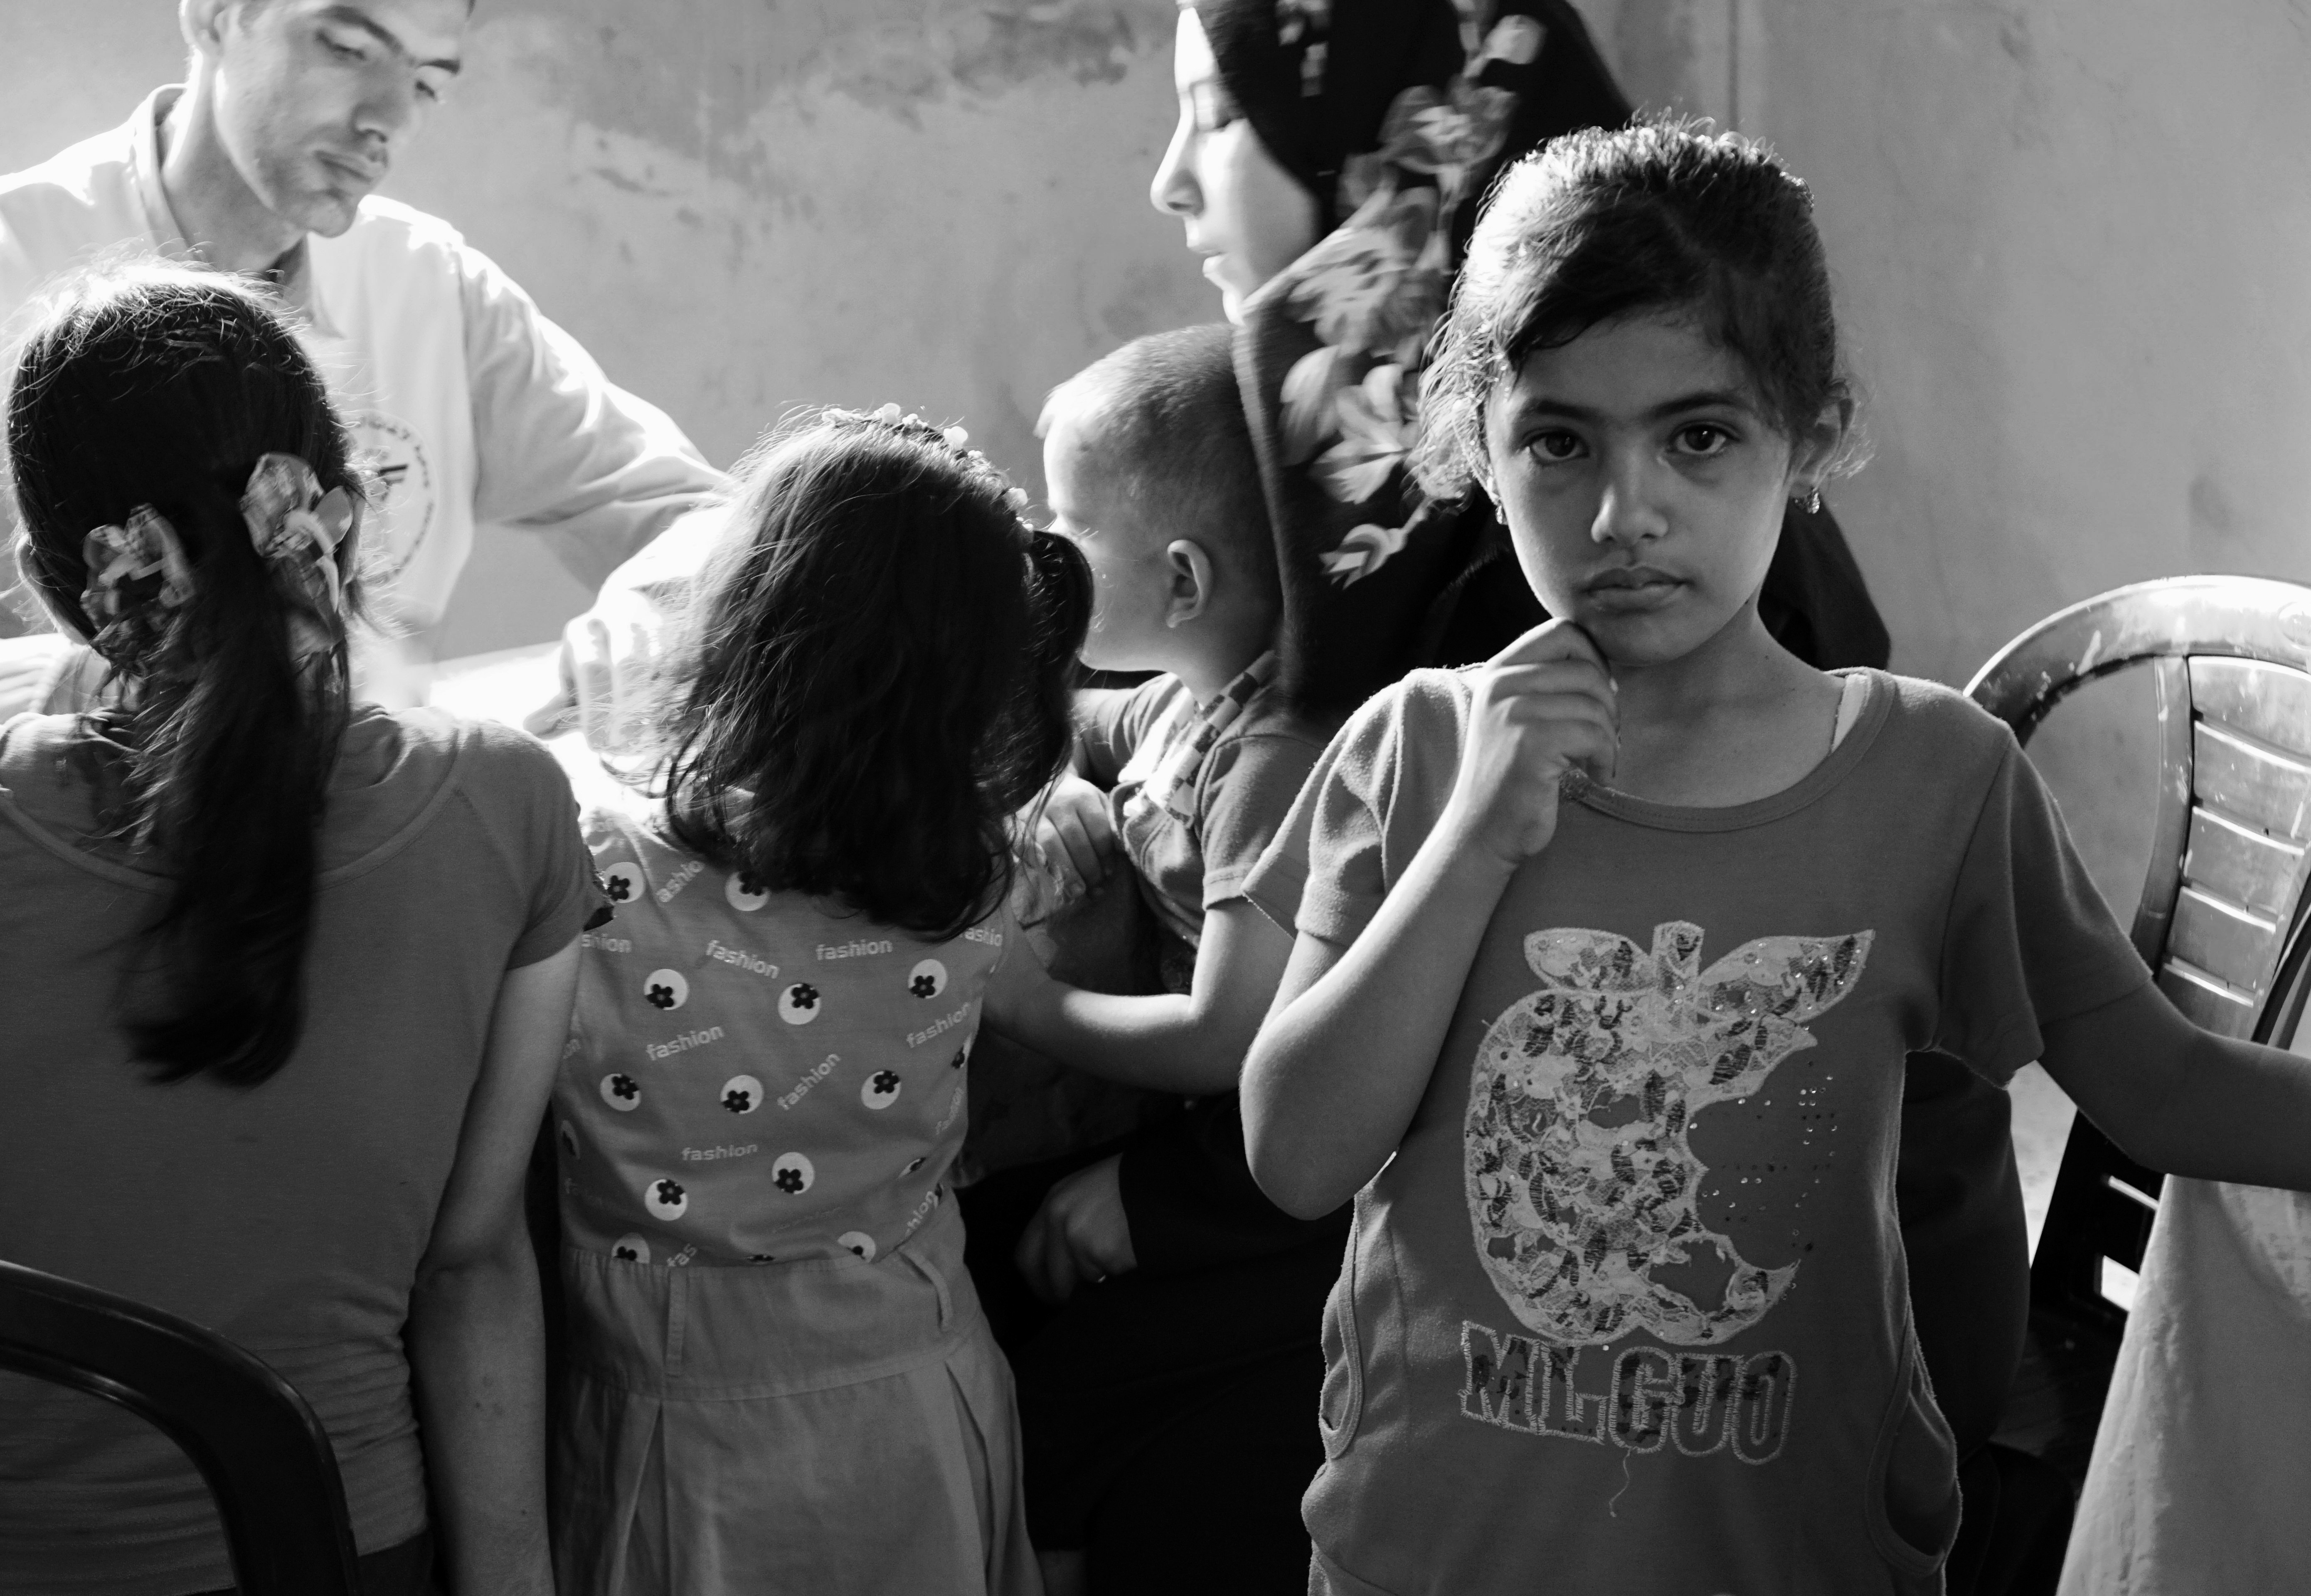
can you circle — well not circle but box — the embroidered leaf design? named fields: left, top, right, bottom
left=1286, top=186, right=1439, bottom=352
left=1278, top=345, right=1345, bottom=466
left=1312, top=362, right=1412, bottom=504
left=1319, top=523, right=1413, bottom=584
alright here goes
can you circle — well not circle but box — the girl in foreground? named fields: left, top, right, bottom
left=0, top=267, right=594, bottom=1594
left=1237, top=120, right=2311, bottom=1594
left=551, top=409, right=1089, bottom=1594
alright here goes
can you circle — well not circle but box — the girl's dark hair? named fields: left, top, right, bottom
left=1419, top=116, right=1854, bottom=496
left=661, top=409, right=1091, bottom=941
left=6, top=264, right=364, bottom=1087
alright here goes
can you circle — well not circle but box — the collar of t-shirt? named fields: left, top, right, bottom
left=1127, top=648, right=1281, bottom=827
left=128, top=86, right=342, bottom=339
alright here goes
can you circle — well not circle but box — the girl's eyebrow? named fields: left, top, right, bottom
left=1505, top=389, right=1759, bottom=426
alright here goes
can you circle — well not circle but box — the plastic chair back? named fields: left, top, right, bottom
left=0, top=1257, right=360, bottom=1596
left=1966, top=574, right=2311, bottom=1332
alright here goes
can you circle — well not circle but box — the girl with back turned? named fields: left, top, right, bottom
left=550, top=407, right=1090, bottom=1595
left=0, top=265, right=597, bottom=1595
left=1236, top=120, right=2311, bottom=1594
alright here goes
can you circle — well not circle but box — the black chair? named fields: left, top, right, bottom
left=0, top=1257, right=360, bottom=1596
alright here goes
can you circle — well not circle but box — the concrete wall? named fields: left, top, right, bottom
left=3, top=1, right=2306, bottom=887
left=1573, top=0, right=2311, bottom=901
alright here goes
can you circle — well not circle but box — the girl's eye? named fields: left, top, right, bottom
left=320, top=32, right=369, bottom=64
left=1673, top=424, right=1734, bottom=458
left=1189, top=81, right=1240, bottom=135
left=1526, top=431, right=1586, bottom=464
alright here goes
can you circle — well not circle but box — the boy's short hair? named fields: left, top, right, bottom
left=1039, top=325, right=1275, bottom=589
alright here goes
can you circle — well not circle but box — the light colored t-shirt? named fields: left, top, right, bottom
left=0, top=707, right=599, bottom=1594
left=1075, top=653, right=1331, bottom=961
left=557, top=809, right=1013, bottom=1267
left=1240, top=668, right=2149, bottom=1596
left=0, top=88, right=726, bottom=697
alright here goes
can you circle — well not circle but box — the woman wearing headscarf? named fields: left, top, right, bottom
left=1178, top=0, right=1886, bottom=707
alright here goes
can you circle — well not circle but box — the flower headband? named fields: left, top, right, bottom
left=78, top=452, right=360, bottom=665
left=854, top=402, right=1033, bottom=517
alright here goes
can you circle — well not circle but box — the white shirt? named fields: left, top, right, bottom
left=0, top=88, right=728, bottom=702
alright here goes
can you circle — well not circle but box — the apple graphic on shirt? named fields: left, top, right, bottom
left=1465, top=921, right=1870, bottom=1347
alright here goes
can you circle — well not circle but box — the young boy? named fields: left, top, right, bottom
left=981, top=324, right=1346, bottom=1595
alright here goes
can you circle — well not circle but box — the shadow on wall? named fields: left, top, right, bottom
left=0, top=0, right=1216, bottom=656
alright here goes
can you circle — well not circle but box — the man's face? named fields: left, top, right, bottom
left=202, top=0, right=468, bottom=237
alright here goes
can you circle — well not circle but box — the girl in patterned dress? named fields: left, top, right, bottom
left=549, top=409, right=1090, bottom=1595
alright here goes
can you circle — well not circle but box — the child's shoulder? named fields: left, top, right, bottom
left=1268, top=668, right=1477, bottom=809
left=391, top=705, right=572, bottom=793
left=1854, top=669, right=2019, bottom=771
left=1342, top=666, right=1483, bottom=757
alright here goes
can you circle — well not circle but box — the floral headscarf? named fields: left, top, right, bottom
left=1193, top=0, right=1468, bottom=231
left=1211, top=0, right=1641, bottom=712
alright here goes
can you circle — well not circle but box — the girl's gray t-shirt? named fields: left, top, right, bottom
left=0, top=705, right=599, bottom=1594
left=1241, top=668, right=2148, bottom=1596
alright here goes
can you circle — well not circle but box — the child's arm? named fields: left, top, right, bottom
left=1022, top=686, right=1140, bottom=898
left=407, top=940, right=579, bottom=1596
left=1242, top=624, right=1619, bottom=1219
left=986, top=897, right=1293, bottom=1092
left=2042, top=982, right=2311, bottom=1189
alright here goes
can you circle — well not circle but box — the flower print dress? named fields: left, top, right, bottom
left=550, top=807, right=1039, bottom=1596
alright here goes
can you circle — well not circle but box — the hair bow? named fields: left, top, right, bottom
left=241, top=452, right=359, bottom=657
left=79, top=507, right=194, bottom=663
left=81, top=507, right=194, bottom=624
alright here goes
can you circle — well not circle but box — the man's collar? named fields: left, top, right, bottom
left=128, top=87, right=196, bottom=261
left=129, top=85, right=344, bottom=340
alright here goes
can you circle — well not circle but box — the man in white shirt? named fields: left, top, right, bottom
left=0, top=0, right=726, bottom=711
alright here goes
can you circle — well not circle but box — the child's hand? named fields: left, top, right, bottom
left=1015, top=1154, right=1136, bottom=1303
left=1032, top=772, right=1117, bottom=901
left=1443, top=620, right=1618, bottom=869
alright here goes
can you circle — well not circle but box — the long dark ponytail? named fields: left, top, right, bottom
left=6, top=265, right=365, bottom=1087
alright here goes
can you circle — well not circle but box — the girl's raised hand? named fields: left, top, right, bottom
left=1442, top=620, right=1618, bottom=869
